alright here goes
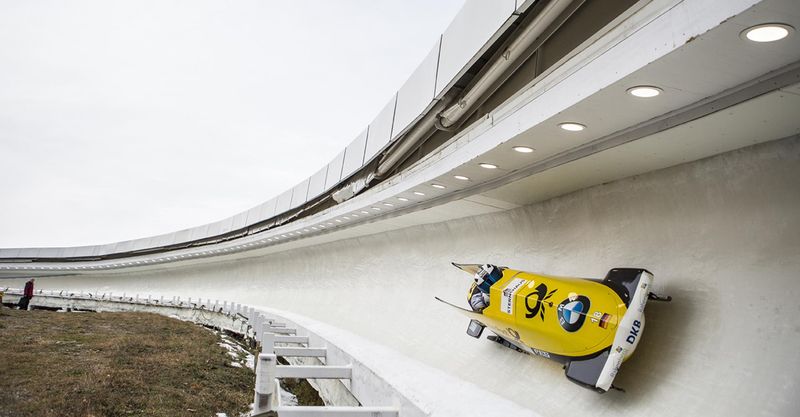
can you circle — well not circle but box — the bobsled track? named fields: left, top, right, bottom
left=2, top=0, right=800, bottom=416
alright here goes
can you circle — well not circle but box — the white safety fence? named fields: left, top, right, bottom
left=1, top=288, right=401, bottom=417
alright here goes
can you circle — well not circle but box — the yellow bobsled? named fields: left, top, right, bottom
left=437, top=263, right=670, bottom=392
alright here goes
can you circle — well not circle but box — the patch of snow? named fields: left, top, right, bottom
left=279, top=385, right=299, bottom=406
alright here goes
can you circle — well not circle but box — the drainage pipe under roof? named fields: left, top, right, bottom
left=436, top=0, right=575, bottom=128
left=374, top=0, right=574, bottom=179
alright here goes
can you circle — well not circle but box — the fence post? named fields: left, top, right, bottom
left=253, top=353, right=277, bottom=414
left=262, top=331, right=275, bottom=354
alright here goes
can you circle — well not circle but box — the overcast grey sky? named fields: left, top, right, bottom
left=0, top=0, right=465, bottom=248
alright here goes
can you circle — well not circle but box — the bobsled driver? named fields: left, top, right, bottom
left=468, top=264, right=503, bottom=312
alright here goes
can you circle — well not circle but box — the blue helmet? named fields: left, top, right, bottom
left=474, top=264, right=503, bottom=293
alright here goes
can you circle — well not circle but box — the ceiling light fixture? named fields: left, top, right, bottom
left=627, top=86, right=662, bottom=98
left=414, top=191, right=425, bottom=196
left=431, top=184, right=446, bottom=189
left=398, top=197, right=409, bottom=202
left=372, top=207, right=381, bottom=211
left=383, top=202, right=394, bottom=207
left=361, top=210, right=369, bottom=214
left=742, top=23, right=794, bottom=42
left=479, top=163, right=498, bottom=169
left=454, top=175, right=470, bottom=181
left=512, top=146, right=534, bottom=153
left=559, top=122, right=586, bottom=132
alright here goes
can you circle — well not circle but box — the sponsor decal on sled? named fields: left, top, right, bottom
left=500, top=278, right=527, bottom=315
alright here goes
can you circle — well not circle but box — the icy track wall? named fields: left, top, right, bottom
left=22, top=136, right=800, bottom=416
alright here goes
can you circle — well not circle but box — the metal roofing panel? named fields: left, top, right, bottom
left=35, top=248, right=60, bottom=258
left=436, top=0, right=516, bottom=97
left=276, top=189, right=294, bottom=214
left=341, top=129, right=369, bottom=179
left=364, top=95, right=397, bottom=162
left=115, top=240, right=135, bottom=253
left=393, top=39, right=442, bottom=138
left=173, top=229, right=192, bottom=244
left=190, top=224, right=211, bottom=241
left=258, top=198, right=278, bottom=222
left=205, top=222, right=224, bottom=238
left=307, top=166, right=329, bottom=200
left=232, top=212, right=249, bottom=230
left=219, top=217, right=235, bottom=234
left=130, top=238, right=153, bottom=252
left=290, top=179, right=310, bottom=209
left=97, top=243, right=118, bottom=256
left=324, top=150, right=346, bottom=190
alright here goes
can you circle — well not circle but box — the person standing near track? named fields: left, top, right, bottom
left=18, top=278, right=35, bottom=310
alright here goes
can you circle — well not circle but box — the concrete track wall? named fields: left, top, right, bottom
left=15, top=136, right=800, bottom=416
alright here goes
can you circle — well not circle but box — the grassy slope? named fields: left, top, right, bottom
left=0, top=308, right=253, bottom=417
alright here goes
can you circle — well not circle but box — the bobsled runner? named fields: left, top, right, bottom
left=437, top=263, right=670, bottom=393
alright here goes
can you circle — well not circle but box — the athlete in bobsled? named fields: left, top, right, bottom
left=467, top=264, right=503, bottom=312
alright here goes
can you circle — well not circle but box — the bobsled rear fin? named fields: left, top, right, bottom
left=565, top=350, right=611, bottom=393
left=451, top=262, right=483, bottom=276
left=602, top=268, right=651, bottom=308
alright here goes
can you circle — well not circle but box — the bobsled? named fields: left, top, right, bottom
left=436, top=263, right=670, bottom=392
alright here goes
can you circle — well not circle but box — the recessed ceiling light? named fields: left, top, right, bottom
left=397, top=197, right=409, bottom=202
left=559, top=122, right=586, bottom=132
left=454, top=175, right=470, bottom=181
left=414, top=191, right=425, bottom=196
left=479, top=163, right=498, bottom=169
left=361, top=210, right=369, bottom=214
left=327, top=222, right=334, bottom=225
left=383, top=202, right=394, bottom=207
left=319, top=225, right=325, bottom=228
left=304, top=229, right=310, bottom=232
left=343, top=216, right=350, bottom=220
left=311, top=227, right=318, bottom=230
left=512, top=146, right=534, bottom=153
left=431, top=184, right=446, bottom=189
left=372, top=207, right=381, bottom=211
left=335, top=219, right=342, bottom=223
left=281, top=234, right=287, bottom=237
left=627, top=86, right=662, bottom=98
left=351, top=214, right=359, bottom=217
left=742, top=23, right=794, bottom=42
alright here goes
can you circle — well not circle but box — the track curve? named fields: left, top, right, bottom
left=23, top=137, right=800, bottom=416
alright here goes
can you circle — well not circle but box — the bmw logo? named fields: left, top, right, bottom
left=557, top=295, right=590, bottom=332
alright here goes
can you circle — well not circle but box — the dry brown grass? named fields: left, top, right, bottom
left=0, top=308, right=253, bottom=417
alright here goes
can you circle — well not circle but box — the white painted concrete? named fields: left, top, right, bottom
left=8, top=136, right=800, bottom=416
